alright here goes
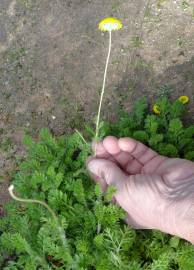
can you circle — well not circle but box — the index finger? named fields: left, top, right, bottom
left=118, top=137, right=159, bottom=166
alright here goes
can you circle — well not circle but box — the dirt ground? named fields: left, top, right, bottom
left=0, top=0, right=194, bottom=205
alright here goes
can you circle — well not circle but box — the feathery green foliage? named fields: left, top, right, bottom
left=0, top=96, right=194, bottom=269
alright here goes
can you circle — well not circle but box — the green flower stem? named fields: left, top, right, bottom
left=97, top=221, right=101, bottom=234
left=75, top=129, right=88, bottom=145
left=8, top=185, right=67, bottom=248
left=95, top=30, right=112, bottom=142
left=75, top=30, right=112, bottom=153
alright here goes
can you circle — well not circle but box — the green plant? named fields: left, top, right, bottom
left=112, top=2, right=121, bottom=13
left=0, top=137, right=13, bottom=152
left=1, top=96, right=194, bottom=269
left=131, top=36, right=144, bottom=48
left=156, top=84, right=174, bottom=98
left=157, top=0, right=168, bottom=9
left=181, top=1, right=189, bottom=10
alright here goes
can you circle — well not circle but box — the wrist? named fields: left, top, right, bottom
left=171, top=216, right=194, bottom=244
left=176, top=203, right=194, bottom=244
left=178, top=222, right=194, bottom=244
left=159, top=205, right=194, bottom=244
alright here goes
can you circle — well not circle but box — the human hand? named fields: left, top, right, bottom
left=87, top=136, right=194, bottom=243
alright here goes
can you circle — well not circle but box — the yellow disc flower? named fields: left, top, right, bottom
left=98, top=17, right=123, bottom=32
left=153, top=104, right=161, bottom=115
left=178, top=95, right=189, bottom=104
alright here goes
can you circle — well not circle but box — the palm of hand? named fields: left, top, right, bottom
left=88, top=136, right=194, bottom=242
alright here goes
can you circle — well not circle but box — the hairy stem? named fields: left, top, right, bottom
left=75, top=129, right=88, bottom=144
left=8, top=185, right=67, bottom=248
left=95, top=30, right=112, bottom=141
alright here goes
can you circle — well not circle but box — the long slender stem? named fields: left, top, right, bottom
left=75, top=129, right=87, bottom=144
left=95, top=30, right=112, bottom=141
left=8, top=185, right=67, bottom=248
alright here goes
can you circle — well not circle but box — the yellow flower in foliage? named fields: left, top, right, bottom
left=178, top=95, right=189, bottom=104
left=153, top=104, right=161, bottom=115
left=98, top=17, right=123, bottom=32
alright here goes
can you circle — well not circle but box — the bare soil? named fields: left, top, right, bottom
left=0, top=0, right=194, bottom=204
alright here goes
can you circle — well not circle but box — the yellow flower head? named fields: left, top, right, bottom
left=98, top=17, right=123, bottom=32
left=178, top=95, right=189, bottom=104
left=153, top=104, right=161, bottom=115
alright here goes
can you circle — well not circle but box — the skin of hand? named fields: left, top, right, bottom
left=87, top=136, right=194, bottom=244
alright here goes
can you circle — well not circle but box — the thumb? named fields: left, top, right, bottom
left=87, top=158, right=127, bottom=192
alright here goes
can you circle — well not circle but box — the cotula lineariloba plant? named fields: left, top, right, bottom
left=8, top=17, right=123, bottom=245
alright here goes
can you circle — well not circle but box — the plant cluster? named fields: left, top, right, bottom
left=0, top=96, right=194, bottom=270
